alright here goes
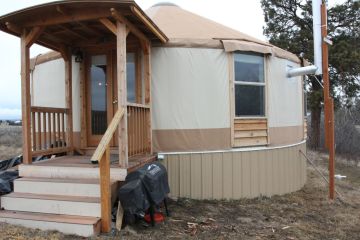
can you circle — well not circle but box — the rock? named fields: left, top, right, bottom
left=122, top=226, right=138, bottom=236
left=236, top=217, right=252, bottom=224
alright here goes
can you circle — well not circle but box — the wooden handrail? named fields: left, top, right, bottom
left=126, top=102, right=150, bottom=109
left=31, top=106, right=68, bottom=114
left=90, top=107, right=125, bottom=163
left=90, top=107, right=125, bottom=233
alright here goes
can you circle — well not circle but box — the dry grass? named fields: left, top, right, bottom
left=0, top=151, right=359, bottom=239
left=0, top=126, right=22, bottom=160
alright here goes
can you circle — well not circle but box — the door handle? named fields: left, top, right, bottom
left=113, top=99, right=118, bottom=104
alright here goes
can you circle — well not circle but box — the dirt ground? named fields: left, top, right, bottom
left=0, top=126, right=22, bottom=160
left=0, top=150, right=359, bottom=240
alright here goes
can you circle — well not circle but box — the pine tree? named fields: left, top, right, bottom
left=261, top=0, right=360, bottom=149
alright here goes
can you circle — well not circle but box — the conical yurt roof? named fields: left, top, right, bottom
left=146, top=3, right=300, bottom=63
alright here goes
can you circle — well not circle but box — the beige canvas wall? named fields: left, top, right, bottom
left=151, top=47, right=231, bottom=151
left=151, top=47, right=230, bottom=130
left=161, top=141, right=306, bottom=200
left=153, top=128, right=231, bottom=152
left=267, top=56, right=304, bottom=145
left=32, top=57, right=81, bottom=132
left=267, top=57, right=303, bottom=128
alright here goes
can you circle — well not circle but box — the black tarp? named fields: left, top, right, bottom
left=118, top=162, right=170, bottom=214
left=0, top=170, right=19, bottom=195
left=0, top=156, right=22, bottom=171
left=0, top=154, right=50, bottom=195
left=118, top=178, right=150, bottom=215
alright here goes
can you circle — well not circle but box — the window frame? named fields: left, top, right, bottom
left=233, top=52, right=267, bottom=119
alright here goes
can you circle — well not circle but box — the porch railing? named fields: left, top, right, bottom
left=127, top=103, right=151, bottom=157
left=90, top=107, right=125, bottom=233
left=30, top=106, right=71, bottom=156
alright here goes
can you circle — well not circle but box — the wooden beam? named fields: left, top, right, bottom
left=144, top=47, right=151, bottom=105
left=100, top=147, right=111, bottom=232
left=42, top=31, right=72, bottom=46
left=5, top=22, right=22, bottom=35
left=80, top=58, right=87, bottom=149
left=144, top=43, right=152, bottom=153
left=130, top=6, right=168, bottom=43
left=58, top=24, right=88, bottom=40
left=56, top=5, right=67, bottom=16
left=77, top=22, right=104, bottom=37
left=111, top=8, right=149, bottom=48
left=23, top=8, right=110, bottom=27
left=99, top=18, right=117, bottom=35
left=58, top=45, right=70, bottom=61
left=64, top=48, right=74, bottom=153
left=20, top=31, right=32, bottom=164
left=115, top=201, right=124, bottom=230
left=321, top=3, right=335, bottom=200
left=116, top=20, right=128, bottom=168
left=25, top=26, right=45, bottom=47
left=321, top=4, right=330, bottom=150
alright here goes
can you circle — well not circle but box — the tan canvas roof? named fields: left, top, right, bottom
left=146, top=4, right=300, bottom=63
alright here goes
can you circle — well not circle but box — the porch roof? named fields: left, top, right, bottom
left=0, top=0, right=168, bottom=51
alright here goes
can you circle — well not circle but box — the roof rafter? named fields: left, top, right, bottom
left=21, top=6, right=110, bottom=27
left=110, top=8, right=149, bottom=52
left=77, top=22, right=104, bottom=37
left=130, top=6, right=167, bottom=43
left=25, top=26, right=45, bottom=47
left=58, top=24, right=88, bottom=40
left=5, top=22, right=22, bottom=35
left=99, top=18, right=131, bottom=36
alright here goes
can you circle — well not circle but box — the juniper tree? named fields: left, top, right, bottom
left=261, top=0, right=360, bottom=149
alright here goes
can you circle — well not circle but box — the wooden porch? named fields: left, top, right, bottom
left=18, top=153, right=157, bottom=181
left=0, top=0, right=167, bottom=236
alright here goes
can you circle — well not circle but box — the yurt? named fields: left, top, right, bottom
left=0, top=0, right=307, bottom=235
left=146, top=3, right=307, bottom=199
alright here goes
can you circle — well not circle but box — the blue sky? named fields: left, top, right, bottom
left=0, top=0, right=344, bottom=119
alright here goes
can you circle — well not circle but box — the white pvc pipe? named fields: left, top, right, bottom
left=312, top=0, right=322, bottom=75
left=287, top=65, right=318, bottom=78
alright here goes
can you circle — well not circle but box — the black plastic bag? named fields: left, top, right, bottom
left=118, top=178, right=150, bottom=215
left=126, top=162, right=170, bottom=204
left=0, top=170, right=19, bottom=195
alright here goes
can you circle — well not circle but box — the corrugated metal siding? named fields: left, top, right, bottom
left=161, top=142, right=306, bottom=200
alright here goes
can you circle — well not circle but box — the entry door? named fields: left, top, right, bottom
left=86, top=53, right=115, bottom=146
left=86, top=51, right=138, bottom=147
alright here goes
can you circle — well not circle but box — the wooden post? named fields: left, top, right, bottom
left=100, top=147, right=111, bottom=232
left=144, top=43, right=152, bottom=153
left=328, top=98, right=335, bottom=200
left=116, top=20, right=128, bottom=168
left=21, top=31, right=32, bottom=164
left=321, top=3, right=335, bottom=200
left=64, top=49, right=74, bottom=152
left=321, top=4, right=330, bottom=149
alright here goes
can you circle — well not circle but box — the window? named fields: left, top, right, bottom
left=127, top=53, right=136, bottom=103
left=234, top=53, right=265, bottom=117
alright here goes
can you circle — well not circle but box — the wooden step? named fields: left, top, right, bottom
left=19, top=164, right=127, bottom=181
left=0, top=210, right=100, bottom=237
left=14, top=177, right=117, bottom=198
left=1, top=192, right=101, bottom=217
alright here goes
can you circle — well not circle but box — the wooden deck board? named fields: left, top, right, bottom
left=33, top=154, right=156, bottom=171
left=4, top=192, right=100, bottom=203
left=0, top=210, right=100, bottom=225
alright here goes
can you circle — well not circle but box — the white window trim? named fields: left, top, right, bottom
left=233, top=53, right=267, bottom=118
